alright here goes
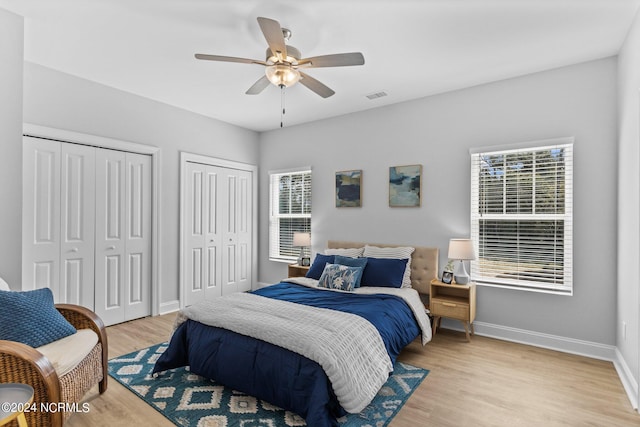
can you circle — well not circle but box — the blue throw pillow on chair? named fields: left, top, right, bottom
left=0, top=287, right=77, bottom=348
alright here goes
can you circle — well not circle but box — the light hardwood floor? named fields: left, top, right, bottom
left=67, top=313, right=639, bottom=427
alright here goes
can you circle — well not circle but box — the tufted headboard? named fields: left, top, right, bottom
left=327, top=240, right=439, bottom=296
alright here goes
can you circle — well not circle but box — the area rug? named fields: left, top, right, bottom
left=109, top=342, right=429, bottom=427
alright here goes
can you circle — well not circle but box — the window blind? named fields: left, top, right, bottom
left=470, top=139, right=573, bottom=294
left=269, top=168, right=312, bottom=262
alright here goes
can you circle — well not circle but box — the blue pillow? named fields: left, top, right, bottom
left=0, top=288, right=77, bottom=348
left=334, top=255, right=368, bottom=288
left=318, top=264, right=363, bottom=292
left=306, top=254, right=336, bottom=280
left=360, top=257, right=409, bottom=288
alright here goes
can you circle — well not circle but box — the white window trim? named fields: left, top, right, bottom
left=269, top=166, right=312, bottom=263
left=470, top=137, right=573, bottom=295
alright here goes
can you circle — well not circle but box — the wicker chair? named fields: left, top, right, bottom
left=0, top=303, right=108, bottom=427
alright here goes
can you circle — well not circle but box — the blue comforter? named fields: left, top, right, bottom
left=153, top=282, right=420, bottom=427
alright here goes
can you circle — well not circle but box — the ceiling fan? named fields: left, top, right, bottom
left=195, top=17, right=365, bottom=98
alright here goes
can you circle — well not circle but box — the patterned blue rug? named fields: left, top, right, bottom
left=109, top=342, right=428, bottom=427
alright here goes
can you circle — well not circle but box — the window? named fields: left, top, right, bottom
left=470, top=138, right=573, bottom=294
left=269, top=167, right=312, bottom=262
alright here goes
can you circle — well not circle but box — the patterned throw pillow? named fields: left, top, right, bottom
left=334, top=255, right=368, bottom=288
left=318, top=264, right=363, bottom=292
left=0, top=288, right=77, bottom=348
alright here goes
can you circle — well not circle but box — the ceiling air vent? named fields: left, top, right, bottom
left=366, top=91, right=388, bottom=100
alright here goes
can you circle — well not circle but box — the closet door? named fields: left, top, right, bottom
left=23, top=140, right=97, bottom=306
left=60, top=143, right=95, bottom=308
left=94, top=149, right=127, bottom=326
left=184, top=162, right=222, bottom=306
left=221, top=168, right=252, bottom=295
left=181, top=157, right=254, bottom=306
left=236, top=169, right=252, bottom=292
left=124, top=153, right=152, bottom=320
left=95, top=150, right=152, bottom=326
left=22, top=137, right=61, bottom=295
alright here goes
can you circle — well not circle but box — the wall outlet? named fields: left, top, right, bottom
left=622, top=321, right=627, bottom=340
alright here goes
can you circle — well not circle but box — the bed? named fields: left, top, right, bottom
left=153, top=241, right=438, bottom=426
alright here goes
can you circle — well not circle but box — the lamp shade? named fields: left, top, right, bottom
left=448, top=239, right=476, bottom=260
left=293, top=232, right=311, bottom=247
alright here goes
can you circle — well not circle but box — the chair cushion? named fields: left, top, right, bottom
left=0, top=288, right=77, bottom=347
left=37, top=329, right=99, bottom=376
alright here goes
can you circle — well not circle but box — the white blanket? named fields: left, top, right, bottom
left=176, top=292, right=393, bottom=413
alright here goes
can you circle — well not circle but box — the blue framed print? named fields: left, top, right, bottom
left=336, top=170, right=362, bottom=207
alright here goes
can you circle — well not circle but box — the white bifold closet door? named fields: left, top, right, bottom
left=94, top=150, right=152, bottom=326
left=183, top=162, right=252, bottom=307
left=22, top=138, right=95, bottom=308
left=22, top=137, right=151, bottom=326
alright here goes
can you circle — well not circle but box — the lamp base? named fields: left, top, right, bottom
left=454, top=274, right=470, bottom=285
left=453, top=260, right=470, bottom=285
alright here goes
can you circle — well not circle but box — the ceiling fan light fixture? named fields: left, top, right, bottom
left=195, top=17, right=364, bottom=99
left=265, top=64, right=300, bottom=87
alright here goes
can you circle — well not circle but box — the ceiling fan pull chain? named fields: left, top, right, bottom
left=280, top=84, right=285, bottom=128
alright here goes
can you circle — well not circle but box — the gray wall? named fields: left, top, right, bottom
left=259, top=57, right=618, bottom=346
left=618, top=7, right=640, bottom=395
left=22, top=62, right=260, bottom=307
left=0, top=8, right=23, bottom=288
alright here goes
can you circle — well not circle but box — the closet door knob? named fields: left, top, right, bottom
left=70, top=247, right=79, bottom=253
left=107, top=245, right=116, bottom=250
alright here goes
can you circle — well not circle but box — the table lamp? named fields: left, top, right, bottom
left=293, top=232, right=311, bottom=265
left=448, top=238, right=476, bottom=285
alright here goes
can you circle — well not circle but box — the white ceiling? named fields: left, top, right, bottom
left=1, top=0, right=638, bottom=132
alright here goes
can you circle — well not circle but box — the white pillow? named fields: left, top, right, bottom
left=324, top=247, right=364, bottom=258
left=0, top=277, right=10, bottom=291
left=362, top=245, right=415, bottom=288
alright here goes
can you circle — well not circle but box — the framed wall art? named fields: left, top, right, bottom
left=335, top=170, right=362, bottom=207
left=389, top=164, right=422, bottom=207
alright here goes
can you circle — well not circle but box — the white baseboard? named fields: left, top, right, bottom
left=159, top=300, right=180, bottom=315
left=462, top=320, right=617, bottom=361
left=613, top=348, right=639, bottom=410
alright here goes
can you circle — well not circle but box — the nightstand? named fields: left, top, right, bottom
left=288, top=264, right=310, bottom=278
left=429, top=279, right=476, bottom=342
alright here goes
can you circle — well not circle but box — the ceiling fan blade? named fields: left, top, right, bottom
left=195, top=53, right=266, bottom=66
left=245, top=75, right=270, bottom=95
left=257, top=17, right=287, bottom=61
left=297, top=52, right=365, bottom=68
left=299, top=72, right=335, bottom=98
